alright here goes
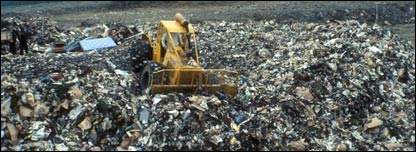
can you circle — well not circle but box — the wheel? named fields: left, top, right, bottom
left=130, top=40, right=152, bottom=73
left=139, top=62, right=153, bottom=90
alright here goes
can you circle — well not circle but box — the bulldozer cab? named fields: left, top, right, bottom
left=154, top=20, right=199, bottom=66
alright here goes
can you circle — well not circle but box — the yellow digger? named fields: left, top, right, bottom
left=130, top=13, right=238, bottom=96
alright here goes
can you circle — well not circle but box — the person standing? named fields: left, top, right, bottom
left=18, top=26, right=29, bottom=55
left=9, top=28, right=17, bottom=55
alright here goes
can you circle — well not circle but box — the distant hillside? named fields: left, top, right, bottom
left=1, top=1, right=156, bottom=7
left=0, top=1, right=60, bottom=7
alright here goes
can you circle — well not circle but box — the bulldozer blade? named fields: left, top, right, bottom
left=151, top=69, right=238, bottom=96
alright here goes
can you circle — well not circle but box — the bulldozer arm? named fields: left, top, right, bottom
left=151, top=68, right=238, bottom=96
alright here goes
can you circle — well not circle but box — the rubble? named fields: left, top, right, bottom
left=1, top=14, right=415, bottom=151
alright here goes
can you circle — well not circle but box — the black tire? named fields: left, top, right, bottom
left=130, top=40, right=152, bottom=73
left=139, top=62, right=153, bottom=90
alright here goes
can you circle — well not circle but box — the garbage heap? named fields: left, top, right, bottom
left=1, top=17, right=415, bottom=151
left=1, top=17, right=141, bottom=53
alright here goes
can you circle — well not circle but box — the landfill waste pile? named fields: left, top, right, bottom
left=1, top=16, right=415, bottom=151
left=1, top=17, right=140, bottom=54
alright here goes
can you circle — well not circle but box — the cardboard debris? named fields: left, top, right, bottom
left=19, top=106, right=33, bottom=117
left=78, top=117, right=92, bottom=131
left=7, top=123, right=19, bottom=145
left=365, top=117, right=383, bottom=130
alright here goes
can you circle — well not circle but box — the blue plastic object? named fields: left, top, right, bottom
left=79, top=37, right=117, bottom=51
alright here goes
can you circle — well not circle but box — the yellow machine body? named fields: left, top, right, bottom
left=142, top=13, right=238, bottom=96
